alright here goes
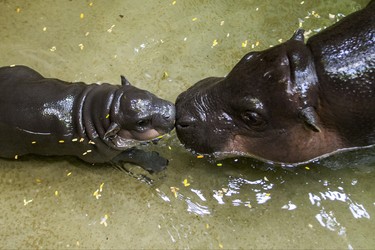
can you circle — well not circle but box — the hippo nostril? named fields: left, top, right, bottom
left=177, top=122, right=190, bottom=128
left=176, top=116, right=196, bottom=129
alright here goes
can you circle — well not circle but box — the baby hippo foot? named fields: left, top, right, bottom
left=112, top=148, right=168, bottom=173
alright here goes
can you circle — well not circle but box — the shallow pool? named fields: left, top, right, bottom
left=0, top=0, right=374, bottom=249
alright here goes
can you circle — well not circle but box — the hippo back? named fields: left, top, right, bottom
left=307, top=1, right=375, bottom=145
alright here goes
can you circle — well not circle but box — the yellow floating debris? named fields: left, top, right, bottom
left=216, top=163, right=223, bottom=167
left=312, top=11, right=320, bottom=18
left=55, top=191, right=59, bottom=196
left=16, top=7, right=21, bottom=13
left=196, top=155, right=204, bottom=159
left=58, top=140, right=65, bottom=144
left=80, top=13, right=84, bottom=19
left=305, top=166, right=310, bottom=170
left=183, top=179, right=190, bottom=187
left=100, top=214, right=108, bottom=227
left=192, top=17, right=198, bottom=21
left=170, top=187, right=179, bottom=198
left=211, top=39, right=218, bottom=47
left=162, top=71, right=169, bottom=80
left=107, top=24, right=116, bottom=33
left=172, top=0, right=176, bottom=5
left=23, top=199, right=33, bottom=206
left=93, top=189, right=101, bottom=199
left=242, top=40, right=248, bottom=48
left=67, top=172, right=72, bottom=176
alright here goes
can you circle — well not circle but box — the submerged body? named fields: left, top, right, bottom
left=175, top=1, right=374, bottom=164
left=0, top=65, right=175, bottom=172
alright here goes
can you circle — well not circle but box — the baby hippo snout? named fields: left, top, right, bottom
left=157, top=102, right=176, bottom=132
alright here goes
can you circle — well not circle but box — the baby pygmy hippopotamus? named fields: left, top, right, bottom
left=175, top=1, right=374, bottom=165
left=0, top=65, right=175, bottom=172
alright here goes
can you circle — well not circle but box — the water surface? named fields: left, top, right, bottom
left=0, top=0, right=374, bottom=249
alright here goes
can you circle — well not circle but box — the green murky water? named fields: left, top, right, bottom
left=0, top=0, right=374, bottom=249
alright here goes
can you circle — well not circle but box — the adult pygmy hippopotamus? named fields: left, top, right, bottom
left=175, top=1, right=374, bottom=165
left=0, top=65, right=175, bottom=172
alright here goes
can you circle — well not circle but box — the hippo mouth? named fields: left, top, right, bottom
left=110, top=129, right=167, bottom=149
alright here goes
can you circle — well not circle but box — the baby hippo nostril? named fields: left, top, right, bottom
left=163, top=103, right=176, bottom=121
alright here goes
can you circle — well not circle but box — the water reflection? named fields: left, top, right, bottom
left=309, top=187, right=371, bottom=219
left=157, top=174, right=277, bottom=216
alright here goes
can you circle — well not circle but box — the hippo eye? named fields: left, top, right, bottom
left=241, top=111, right=266, bottom=128
left=137, top=119, right=150, bottom=127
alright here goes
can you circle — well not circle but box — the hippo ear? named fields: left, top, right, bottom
left=104, top=122, right=120, bottom=139
left=290, top=29, right=305, bottom=42
left=299, top=107, right=321, bottom=132
left=121, top=75, right=131, bottom=86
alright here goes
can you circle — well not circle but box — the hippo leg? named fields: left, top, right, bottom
left=112, top=148, right=168, bottom=173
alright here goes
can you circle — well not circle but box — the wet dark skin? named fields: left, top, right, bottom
left=0, top=66, right=175, bottom=172
left=175, top=1, right=374, bottom=164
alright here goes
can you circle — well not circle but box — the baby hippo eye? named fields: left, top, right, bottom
left=241, top=111, right=266, bottom=128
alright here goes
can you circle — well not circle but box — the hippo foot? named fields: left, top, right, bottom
left=112, top=148, right=168, bottom=173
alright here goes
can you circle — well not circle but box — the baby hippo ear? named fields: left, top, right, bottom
left=299, top=107, right=321, bottom=132
left=104, top=122, right=120, bottom=139
left=290, top=29, right=305, bottom=42
left=120, top=75, right=131, bottom=86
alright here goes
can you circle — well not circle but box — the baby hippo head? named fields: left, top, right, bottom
left=104, top=76, right=175, bottom=148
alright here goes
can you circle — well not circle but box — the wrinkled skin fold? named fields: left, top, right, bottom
left=175, top=1, right=374, bottom=164
left=0, top=65, right=175, bottom=172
